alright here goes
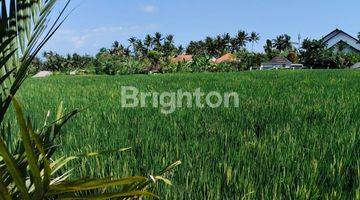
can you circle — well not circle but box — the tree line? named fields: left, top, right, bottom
left=30, top=31, right=360, bottom=75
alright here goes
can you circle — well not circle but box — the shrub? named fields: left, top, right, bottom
left=299, top=39, right=360, bottom=68
left=287, top=51, right=299, bottom=63
left=236, top=51, right=268, bottom=70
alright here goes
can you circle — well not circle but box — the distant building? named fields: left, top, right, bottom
left=171, top=54, right=193, bottom=62
left=260, top=56, right=303, bottom=70
left=322, top=29, right=360, bottom=54
left=214, top=53, right=237, bottom=63
left=351, top=62, right=360, bottom=69
left=33, top=71, right=53, bottom=78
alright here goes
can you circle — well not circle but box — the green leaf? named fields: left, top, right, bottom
left=0, top=175, right=12, bottom=200
left=12, top=97, right=43, bottom=199
left=49, top=176, right=147, bottom=194
left=28, top=120, right=51, bottom=193
left=0, top=134, right=29, bottom=199
left=60, top=190, right=158, bottom=200
left=76, top=147, right=132, bottom=158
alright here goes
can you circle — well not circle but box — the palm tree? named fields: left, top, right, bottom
left=205, top=36, right=216, bottom=56
left=178, top=45, right=184, bottom=54
left=128, top=37, right=137, bottom=44
left=273, top=34, right=293, bottom=52
left=214, top=35, right=226, bottom=56
left=222, top=33, right=231, bottom=53
left=128, top=37, right=137, bottom=56
left=283, top=34, right=292, bottom=50
left=161, top=34, right=176, bottom=57
left=110, top=41, right=120, bottom=55
left=264, top=39, right=273, bottom=54
left=165, top=34, right=174, bottom=43
left=249, top=32, right=260, bottom=51
left=153, top=32, right=163, bottom=50
left=144, top=34, right=153, bottom=49
left=112, top=40, right=120, bottom=49
left=129, top=37, right=145, bottom=58
left=135, top=39, right=146, bottom=58
left=232, top=30, right=249, bottom=52
left=110, top=41, right=130, bottom=57
left=230, top=38, right=239, bottom=52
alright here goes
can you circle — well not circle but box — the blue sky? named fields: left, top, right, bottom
left=44, top=0, right=360, bottom=55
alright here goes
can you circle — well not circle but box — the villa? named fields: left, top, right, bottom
left=260, top=56, right=303, bottom=70
left=215, top=53, right=237, bottom=63
left=171, top=54, right=193, bottom=63
left=322, top=29, right=360, bottom=54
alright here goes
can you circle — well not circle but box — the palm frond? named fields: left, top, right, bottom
left=0, top=0, right=69, bottom=122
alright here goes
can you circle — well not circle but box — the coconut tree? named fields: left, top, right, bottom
left=144, top=34, right=153, bottom=49
left=128, top=37, right=137, bottom=57
left=129, top=37, right=146, bottom=59
left=153, top=32, right=163, bottom=50
left=178, top=45, right=184, bottom=54
left=163, top=34, right=176, bottom=57
left=249, top=32, right=260, bottom=51
left=204, top=36, right=217, bottom=57
left=0, top=0, right=179, bottom=199
left=264, top=39, right=273, bottom=54
left=273, top=34, right=293, bottom=52
left=220, top=33, right=231, bottom=54
left=231, top=30, right=249, bottom=52
left=214, top=35, right=225, bottom=56
left=186, top=40, right=204, bottom=56
left=110, top=41, right=130, bottom=57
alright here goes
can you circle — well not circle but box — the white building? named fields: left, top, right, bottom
left=260, top=57, right=303, bottom=70
left=351, top=63, right=360, bottom=69
left=322, top=29, right=360, bottom=54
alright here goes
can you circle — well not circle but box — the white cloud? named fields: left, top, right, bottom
left=139, top=4, right=157, bottom=13
left=86, top=26, right=124, bottom=34
left=70, top=35, right=88, bottom=49
left=44, top=24, right=160, bottom=54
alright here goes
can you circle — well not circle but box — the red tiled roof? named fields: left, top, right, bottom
left=171, top=54, right=193, bottom=62
left=215, top=53, right=237, bottom=63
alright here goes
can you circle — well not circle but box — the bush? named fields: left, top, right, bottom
left=214, top=61, right=242, bottom=72
left=236, top=51, right=268, bottom=70
left=299, top=39, right=360, bottom=68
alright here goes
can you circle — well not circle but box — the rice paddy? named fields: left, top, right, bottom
left=16, top=70, right=360, bottom=199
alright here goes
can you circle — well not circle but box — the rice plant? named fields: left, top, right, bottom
left=17, top=70, right=360, bottom=199
left=0, top=0, right=179, bottom=199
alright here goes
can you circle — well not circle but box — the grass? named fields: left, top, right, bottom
left=14, top=70, right=360, bottom=199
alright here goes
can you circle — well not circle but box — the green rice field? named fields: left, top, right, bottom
left=14, top=70, right=360, bottom=199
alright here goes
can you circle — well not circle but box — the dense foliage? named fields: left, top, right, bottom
left=300, top=39, right=360, bottom=69
left=30, top=31, right=360, bottom=76
left=18, top=71, right=360, bottom=199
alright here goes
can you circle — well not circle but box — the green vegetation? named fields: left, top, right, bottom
left=0, top=0, right=177, bottom=198
left=30, top=31, right=360, bottom=75
left=16, top=70, right=360, bottom=199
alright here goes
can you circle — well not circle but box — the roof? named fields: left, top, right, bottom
left=265, top=56, right=292, bottom=65
left=351, top=62, right=360, bottom=69
left=322, top=29, right=360, bottom=43
left=33, top=71, right=53, bottom=78
left=171, top=54, right=193, bottom=62
left=321, top=29, right=360, bottom=52
left=215, top=53, right=237, bottom=63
